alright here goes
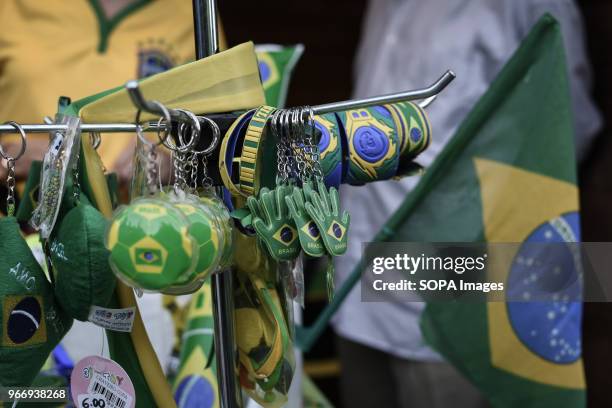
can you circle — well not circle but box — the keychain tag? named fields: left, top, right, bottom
left=304, top=180, right=350, bottom=256
left=285, top=184, right=325, bottom=257
left=31, top=115, right=81, bottom=238
left=247, top=185, right=300, bottom=261
left=71, top=355, right=135, bottom=408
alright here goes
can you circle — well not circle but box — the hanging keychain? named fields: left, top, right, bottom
left=193, top=122, right=235, bottom=271
left=0, top=122, right=24, bottom=218
left=246, top=108, right=300, bottom=262
left=284, top=108, right=326, bottom=258
left=299, top=108, right=351, bottom=300
left=106, top=104, right=199, bottom=292
left=163, top=111, right=228, bottom=294
left=299, top=108, right=350, bottom=257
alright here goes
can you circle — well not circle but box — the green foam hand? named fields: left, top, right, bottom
left=285, top=186, right=325, bottom=257
left=247, top=186, right=300, bottom=261
left=304, top=181, right=350, bottom=256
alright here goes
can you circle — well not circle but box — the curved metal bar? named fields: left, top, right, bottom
left=125, top=80, right=194, bottom=124
left=312, top=70, right=456, bottom=115
left=0, top=70, right=456, bottom=135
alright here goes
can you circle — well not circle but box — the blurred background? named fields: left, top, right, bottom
left=219, top=0, right=612, bottom=406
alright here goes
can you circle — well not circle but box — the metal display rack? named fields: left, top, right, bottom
left=0, top=1, right=454, bottom=406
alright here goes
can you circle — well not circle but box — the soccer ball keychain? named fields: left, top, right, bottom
left=162, top=109, right=231, bottom=295
left=106, top=104, right=199, bottom=292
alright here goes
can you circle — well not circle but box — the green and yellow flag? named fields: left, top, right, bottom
left=381, top=15, right=584, bottom=407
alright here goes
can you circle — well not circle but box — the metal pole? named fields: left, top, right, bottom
left=0, top=123, right=167, bottom=134
left=192, top=1, right=241, bottom=407
left=193, top=0, right=219, bottom=58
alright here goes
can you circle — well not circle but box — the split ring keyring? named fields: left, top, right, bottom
left=190, top=116, right=220, bottom=156
left=163, top=108, right=200, bottom=152
left=0, top=121, right=27, bottom=161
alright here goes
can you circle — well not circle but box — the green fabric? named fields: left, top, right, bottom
left=16, top=160, right=42, bottom=223
left=255, top=45, right=304, bottom=108
left=298, top=16, right=586, bottom=408
left=51, top=200, right=116, bottom=321
left=0, top=217, right=72, bottom=387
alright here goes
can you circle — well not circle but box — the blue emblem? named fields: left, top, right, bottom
left=410, top=127, right=422, bottom=143
left=316, top=121, right=331, bottom=153
left=353, top=126, right=389, bottom=163
left=138, top=49, right=175, bottom=79
left=506, top=212, right=582, bottom=363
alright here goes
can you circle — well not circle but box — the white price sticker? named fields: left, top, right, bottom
left=77, top=394, right=108, bottom=408
left=88, top=306, right=135, bottom=332
left=86, top=372, right=132, bottom=408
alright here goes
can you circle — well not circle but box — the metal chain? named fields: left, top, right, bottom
left=199, top=153, right=214, bottom=188
left=272, top=109, right=290, bottom=184
left=72, top=152, right=81, bottom=202
left=289, top=107, right=309, bottom=183
left=303, top=107, right=324, bottom=180
left=173, top=150, right=191, bottom=193
left=5, top=158, right=16, bottom=216
left=145, top=144, right=160, bottom=195
left=190, top=152, right=199, bottom=190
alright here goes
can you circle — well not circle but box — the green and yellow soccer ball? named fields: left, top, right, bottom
left=106, top=198, right=197, bottom=291
left=175, top=201, right=221, bottom=279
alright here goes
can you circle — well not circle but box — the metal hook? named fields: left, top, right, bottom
left=125, top=80, right=193, bottom=124
left=418, top=95, right=437, bottom=109
left=89, top=132, right=102, bottom=150
left=312, top=70, right=455, bottom=115
left=135, top=100, right=172, bottom=147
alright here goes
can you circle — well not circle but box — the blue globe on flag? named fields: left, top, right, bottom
left=506, top=212, right=582, bottom=364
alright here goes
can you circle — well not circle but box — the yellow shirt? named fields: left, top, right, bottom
left=0, top=0, right=196, bottom=168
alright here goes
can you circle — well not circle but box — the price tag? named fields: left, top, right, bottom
left=87, top=306, right=136, bottom=332
left=70, top=356, right=135, bottom=408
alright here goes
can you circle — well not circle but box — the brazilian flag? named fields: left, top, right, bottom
left=377, top=15, right=584, bottom=407
left=173, top=280, right=219, bottom=408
